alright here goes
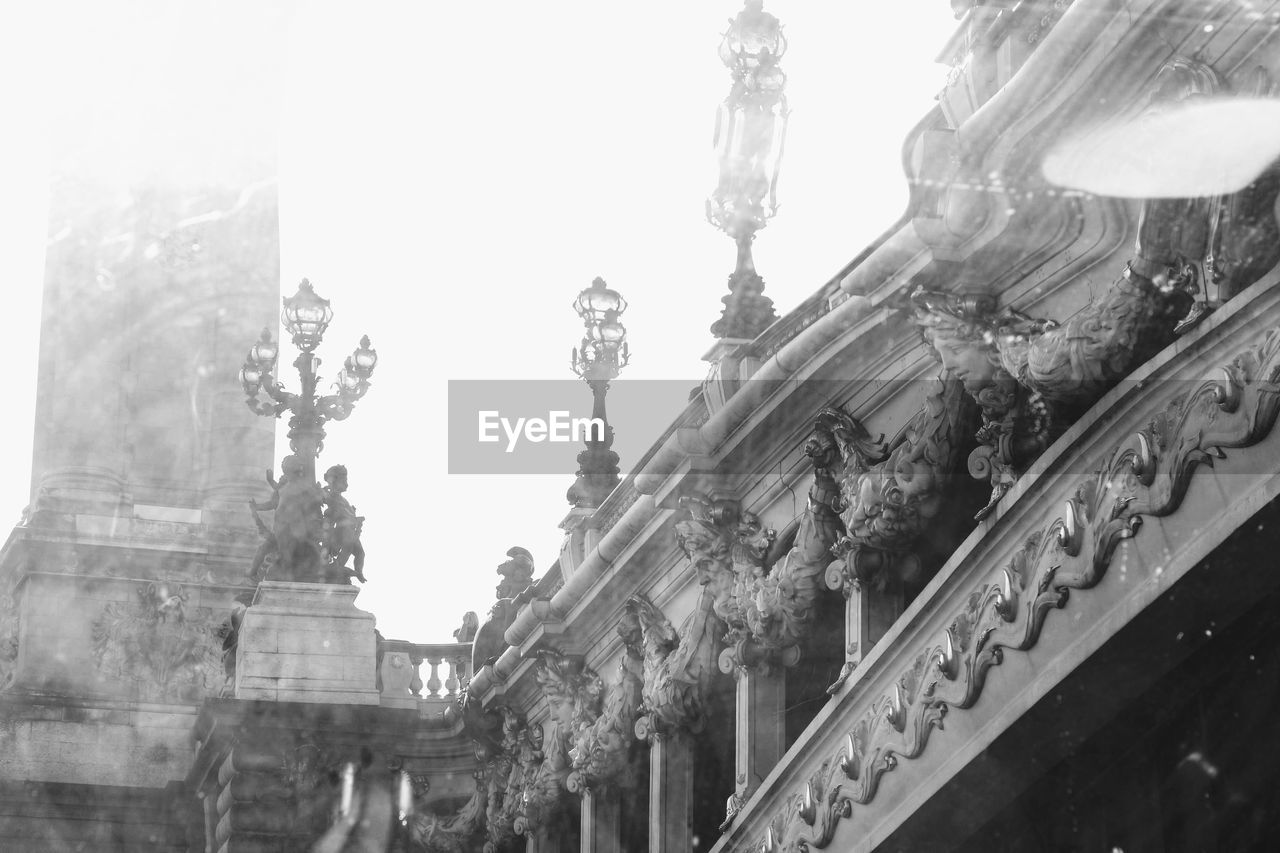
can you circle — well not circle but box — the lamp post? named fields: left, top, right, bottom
left=566, top=278, right=630, bottom=508
left=238, top=279, right=378, bottom=486
left=706, top=0, right=788, bottom=341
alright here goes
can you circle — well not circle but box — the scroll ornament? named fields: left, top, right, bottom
left=749, top=326, right=1280, bottom=852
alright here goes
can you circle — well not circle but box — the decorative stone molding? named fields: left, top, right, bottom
left=748, top=325, right=1280, bottom=852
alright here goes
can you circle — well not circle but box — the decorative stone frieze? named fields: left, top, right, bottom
left=90, top=581, right=225, bottom=702
left=747, top=325, right=1280, bottom=852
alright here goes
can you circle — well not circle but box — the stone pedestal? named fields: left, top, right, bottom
left=235, top=581, right=379, bottom=705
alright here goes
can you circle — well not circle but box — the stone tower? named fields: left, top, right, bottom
left=0, top=3, right=286, bottom=848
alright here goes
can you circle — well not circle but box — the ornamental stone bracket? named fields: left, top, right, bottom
left=715, top=283, right=1280, bottom=852
left=819, top=378, right=977, bottom=593
left=566, top=607, right=645, bottom=793
left=630, top=589, right=723, bottom=742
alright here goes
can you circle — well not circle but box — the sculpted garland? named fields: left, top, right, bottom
left=748, top=326, right=1280, bottom=852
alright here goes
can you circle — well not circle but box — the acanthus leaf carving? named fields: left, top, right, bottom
left=630, top=590, right=721, bottom=741
left=752, top=325, right=1280, bottom=852
left=567, top=608, right=645, bottom=793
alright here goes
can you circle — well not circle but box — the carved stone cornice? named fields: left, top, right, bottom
left=741, top=324, right=1280, bottom=852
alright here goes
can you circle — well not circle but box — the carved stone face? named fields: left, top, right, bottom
left=932, top=334, right=1000, bottom=394
left=325, top=466, right=348, bottom=493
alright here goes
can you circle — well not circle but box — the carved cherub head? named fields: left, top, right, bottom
left=280, top=454, right=304, bottom=480
left=141, top=582, right=187, bottom=622
left=323, top=464, right=348, bottom=492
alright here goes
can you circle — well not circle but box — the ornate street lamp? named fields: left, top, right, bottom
left=706, top=0, right=788, bottom=340
left=566, top=278, right=629, bottom=508
left=239, top=279, right=378, bottom=486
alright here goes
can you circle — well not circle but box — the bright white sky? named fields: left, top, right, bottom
left=0, top=2, right=956, bottom=642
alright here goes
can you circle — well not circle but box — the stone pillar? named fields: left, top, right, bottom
left=234, top=581, right=379, bottom=705
left=581, top=787, right=621, bottom=853
left=648, top=734, right=693, bottom=853
left=845, top=579, right=904, bottom=670
left=730, top=668, right=785, bottom=823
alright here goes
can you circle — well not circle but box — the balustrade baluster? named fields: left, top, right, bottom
left=426, top=657, right=443, bottom=697
left=409, top=652, right=424, bottom=697
left=444, top=658, right=460, bottom=697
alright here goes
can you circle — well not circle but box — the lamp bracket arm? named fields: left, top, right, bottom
left=317, top=393, right=355, bottom=421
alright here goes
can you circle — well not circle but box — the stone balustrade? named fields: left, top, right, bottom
left=376, top=638, right=472, bottom=711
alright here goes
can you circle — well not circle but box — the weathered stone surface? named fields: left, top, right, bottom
left=233, top=582, right=378, bottom=705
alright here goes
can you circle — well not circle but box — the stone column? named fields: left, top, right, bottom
left=580, top=787, right=621, bottom=853
left=845, top=579, right=904, bottom=669
left=728, top=668, right=785, bottom=825
left=649, top=734, right=693, bottom=853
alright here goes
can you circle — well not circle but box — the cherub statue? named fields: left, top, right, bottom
left=322, top=464, right=366, bottom=583
left=453, top=611, right=480, bottom=643
left=249, top=455, right=325, bottom=582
